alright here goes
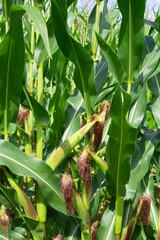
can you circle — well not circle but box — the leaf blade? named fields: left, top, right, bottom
left=0, top=140, right=67, bottom=214
left=51, top=0, right=97, bottom=117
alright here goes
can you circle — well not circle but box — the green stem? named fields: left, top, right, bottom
left=36, top=64, right=46, bottom=239
left=50, top=77, right=53, bottom=125
left=4, top=0, right=9, bottom=33
left=35, top=183, right=47, bottom=239
left=29, top=0, right=35, bottom=152
left=92, top=1, right=101, bottom=60
left=25, top=118, right=31, bottom=155
left=158, top=189, right=160, bottom=240
left=36, top=64, right=43, bottom=159
left=4, top=45, right=9, bottom=140
left=127, top=0, right=132, bottom=95
left=30, top=26, right=34, bottom=148
left=36, top=125, right=43, bottom=159
left=81, top=232, right=91, bottom=240
left=36, top=28, right=39, bottom=43
left=115, top=197, right=124, bottom=239
left=17, top=127, right=21, bottom=145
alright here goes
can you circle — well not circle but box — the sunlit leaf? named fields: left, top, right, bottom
left=0, top=140, right=67, bottom=215
left=0, top=6, right=25, bottom=135
left=51, top=0, right=97, bottom=117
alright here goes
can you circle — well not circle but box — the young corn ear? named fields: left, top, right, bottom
left=138, top=194, right=151, bottom=226
left=78, top=147, right=92, bottom=212
left=93, top=101, right=110, bottom=152
left=100, top=100, right=110, bottom=121
left=0, top=208, right=9, bottom=234
left=61, top=174, right=75, bottom=215
left=51, top=232, right=63, bottom=240
left=91, top=222, right=99, bottom=240
left=78, top=148, right=92, bottom=196
left=47, top=118, right=98, bottom=171
left=93, top=117, right=105, bottom=152
left=121, top=194, right=151, bottom=240
left=2, top=167, right=37, bottom=220
left=17, top=107, right=29, bottom=126
left=88, top=150, right=108, bottom=176
left=61, top=174, right=90, bottom=230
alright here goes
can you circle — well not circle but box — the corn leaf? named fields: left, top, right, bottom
left=0, top=140, right=67, bottom=215
left=0, top=7, right=25, bottom=135
left=117, top=0, right=146, bottom=83
left=106, top=86, right=137, bottom=196
left=96, top=32, right=125, bottom=84
left=51, top=0, right=97, bottom=118
left=106, top=86, right=137, bottom=236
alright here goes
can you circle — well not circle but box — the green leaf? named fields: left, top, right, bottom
left=61, top=92, right=85, bottom=142
left=0, top=183, right=21, bottom=214
left=117, top=0, right=145, bottom=83
left=67, top=0, right=76, bottom=8
left=34, top=18, right=59, bottom=64
left=144, top=18, right=159, bottom=32
left=126, top=135, right=155, bottom=201
left=0, top=140, right=67, bottom=215
left=0, top=6, right=25, bottom=135
left=106, top=86, right=137, bottom=236
left=8, top=231, right=27, bottom=240
left=23, top=217, right=44, bottom=240
left=132, top=48, right=160, bottom=103
left=90, top=171, right=106, bottom=220
left=129, top=35, right=157, bottom=128
left=141, top=173, right=158, bottom=234
left=106, top=86, right=137, bottom=196
left=67, top=12, right=77, bottom=28
left=152, top=95, right=160, bottom=128
left=22, top=87, right=49, bottom=125
left=64, top=217, right=81, bottom=240
left=96, top=33, right=125, bottom=84
left=96, top=83, right=117, bottom=104
left=88, top=0, right=110, bottom=44
left=129, top=82, right=148, bottom=128
left=100, top=118, right=111, bottom=149
left=95, top=57, right=108, bottom=94
left=97, top=200, right=115, bottom=240
left=21, top=5, right=51, bottom=58
left=49, top=87, right=70, bottom=148
left=142, top=35, right=155, bottom=63
left=148, top=73, right=160, bottom=96
left=0, top=234, right=9, bottom=240
left=149, top=16, right=160, bottom=35
left=0, top=183, right=43, bottom=239
left=48, top=51, right=67, bottom=116
left=2, top=167, right=37, bottom=220
left=51, top=0, right=97, bottom=118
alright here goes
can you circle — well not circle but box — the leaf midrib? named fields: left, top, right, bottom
left=0, top=235, right=9, bottom=240
left=0, top=152, right=62, bottom=200
left=54, top=0, right=92, bottom=117
left=127, top=0, right=132, bottom=92
left=116, top=93, right=123, bottom=198
left=106, top=214, right=115, bottom=240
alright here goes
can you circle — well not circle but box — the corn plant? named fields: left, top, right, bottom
left=0, top=0, right=160, bottom=239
